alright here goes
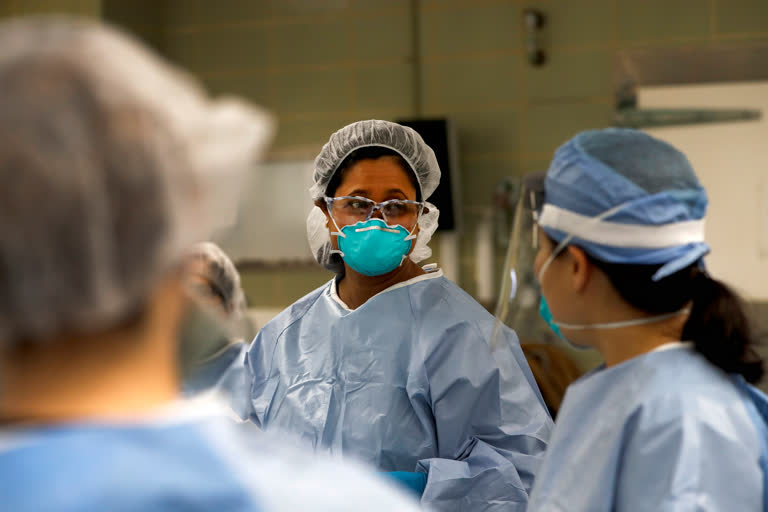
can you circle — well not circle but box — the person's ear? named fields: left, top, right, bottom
left=567, top=246, right=592, bottom=293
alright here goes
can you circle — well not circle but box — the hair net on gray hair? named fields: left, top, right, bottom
left=307, top=120, right=441, bottom=273
left=186, top=242, right=246, bottom=316
left=0, top=17, right=273, bottom=347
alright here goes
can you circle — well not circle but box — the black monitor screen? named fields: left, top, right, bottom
left=396, top=118, right=458, bottom=231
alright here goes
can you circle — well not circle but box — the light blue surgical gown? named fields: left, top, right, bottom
left=227, top=270, right=553, bottom=510
left=527, top=345, right=764, bottom=512
left=183, top=342, right=248, bottom=395
left=0, top=401, right=422, bottom=512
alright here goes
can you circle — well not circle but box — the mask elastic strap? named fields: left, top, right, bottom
left=329, top=213, right=346, bottom=239
left=555, top=308, right=691, bottom=330
left=404, top=221, right=419, bottom=241
left=404, top=206, right=427, bottom=242
left=397, top=218, right=421, bottom=266
left=537, top=202, right=630, bottom=283
left=328, top=213, right=346, bottom=257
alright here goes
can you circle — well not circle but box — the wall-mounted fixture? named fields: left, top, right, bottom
left=614, top=82, right=761, bottom=128
left=523, top=8, right=546, bottom=67
left=613, top=46, right=767, bottom=128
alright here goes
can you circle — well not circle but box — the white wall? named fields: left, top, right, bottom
left=217, top=160, right=316, bottom=263
left=640, top=82, right=768, bottom=301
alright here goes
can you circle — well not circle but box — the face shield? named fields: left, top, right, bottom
left=491, top=172, right=549, bottom=351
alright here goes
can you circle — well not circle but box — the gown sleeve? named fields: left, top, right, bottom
left=416, top=319, right=553, bottom=511
left=218, top=326, right=278, bottom=428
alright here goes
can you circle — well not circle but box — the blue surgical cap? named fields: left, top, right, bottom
left=539, top=128, right=710, bottom=281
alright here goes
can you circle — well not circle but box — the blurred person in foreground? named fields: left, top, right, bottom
left=0, top=17, right=421, bottom=512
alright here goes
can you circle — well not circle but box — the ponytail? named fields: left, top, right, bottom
left=589, top=256, right=764, bottom=383
left=682, top=272, right=764, bottom=383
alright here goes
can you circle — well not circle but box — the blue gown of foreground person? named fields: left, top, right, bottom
left=527, top=345, right=765, bottom=511
left=226, top=270, right=553, bottom=510
left=0, top=402, right=421, bottom=512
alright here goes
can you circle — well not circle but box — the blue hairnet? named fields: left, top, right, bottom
left=539, top=128, right=709, bottom=280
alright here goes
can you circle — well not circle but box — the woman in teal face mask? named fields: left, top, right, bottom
left=224, top=120, right=553, bottom=510
left=317, top=145, right=427, bottom=296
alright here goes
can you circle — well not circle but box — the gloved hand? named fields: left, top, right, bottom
left=380, top=471, right=428, bottom=497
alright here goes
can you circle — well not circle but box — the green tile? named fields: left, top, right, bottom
left=267, top=19, right=352, bottom=68
left=164, top=27, right=268, bottom=74
left=269, top=68, right=354, bottom=114
left=164, top=0, right=271, bottom=27
left=459, top=156, right=519, bottom=207
left=351, top=9, right=412, bottom=60
left=352, top=62, right=414, bottom=112
left=458, top=225, right=480, bottom=295
left=617, top=0, right=710, bottom=44
left=524, top=102, right=613, bottom=155
left=527, top=50, right=613, bottom=101
left=164, top=1, right=355, bottom=33
left=716, top=0, right=768, bottom=34
left=103, top=0, right=163, bottom=48
left=270, top=115, right=358, bottom=150
left=452, top=110, right=522, bottom=157
left=103, top=0, right=157, bottom=26
left=520, top=158, right=551, bottom=175
left=203, top=74, right=271, bottom=107
left=165, top=0, right=241, bottom=27
left=420, top=2, right=521, bottom=56
left=260, top=0, right=354, bottom=17
left=120, top=24, right=164, bottom=51
left=240, top=267, right=331, bottom=308
left=351, top=0, right=411, bottom=10
left=422, top=55, right=523, bottom=111
left=348, top=107, right=412, bottom=126
left=530, top=0, right=616, bottom=48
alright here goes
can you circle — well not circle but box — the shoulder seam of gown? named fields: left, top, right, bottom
left=435, top=279, right=488, bottom=341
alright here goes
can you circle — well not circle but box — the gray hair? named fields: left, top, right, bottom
left=0, top=17, right=271, bottom=347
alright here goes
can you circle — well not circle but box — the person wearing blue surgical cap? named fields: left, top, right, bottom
left=224, top=119, right=553, bottom=510
left=527, top=128, right=768, bottom=511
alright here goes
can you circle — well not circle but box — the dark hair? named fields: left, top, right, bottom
left=325, top=146, right=422, bottom=201
left=590, top=257, right=764, bottom=383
